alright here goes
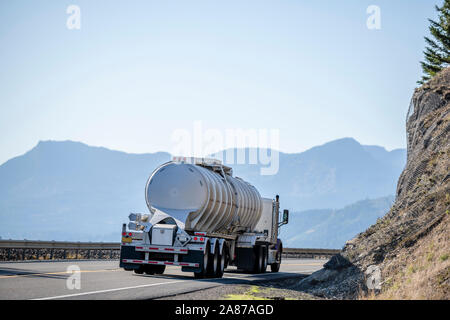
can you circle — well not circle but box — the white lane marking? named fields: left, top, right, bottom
left=32, top=280, right=184, bottom=300
left=219, top=269, right=318, bottom=281
left=32, top=269, right=319, bottom=300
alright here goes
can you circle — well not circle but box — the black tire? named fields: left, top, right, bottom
left=223, top=245, right=229, bottom=269
left=144, top=265, right=155, bottom=275
left=270, top=244, right=282, bottom=273
left=215, top=247, right=225, bottom=278
left=194, top=241, right=210, bottom=279
left=154, top=265, right=166, bottom=274
left=270, top=261, right=280, bottom=272
left=207, top=242, right=219, bottom=278
left=253, top=245, right=263, bottom=274
left=261, top=246, right=268, bottom=273
left=134, top=266, right=144, bottom=274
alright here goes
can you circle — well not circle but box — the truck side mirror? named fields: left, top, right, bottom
left=283, top=209, right=289, bottom=224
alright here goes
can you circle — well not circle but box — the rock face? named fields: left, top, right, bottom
left=297, top=68, right=450, bottom=299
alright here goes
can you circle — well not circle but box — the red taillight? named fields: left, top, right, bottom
left=122, top=232, right=126, bottom=236
left=194, top=237, right=198, bottom=241
left=128, top=233, right=132, bottom=236
left=200, top=237, right=204, bottom=242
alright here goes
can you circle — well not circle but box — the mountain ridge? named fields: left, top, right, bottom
left=0, top=137, right=405, bottom=241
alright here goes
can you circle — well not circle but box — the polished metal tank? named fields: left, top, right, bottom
left=145, top=159, right=262, bottom=233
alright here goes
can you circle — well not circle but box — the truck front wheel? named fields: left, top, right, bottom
left=270, top=244, right=282, bottom=272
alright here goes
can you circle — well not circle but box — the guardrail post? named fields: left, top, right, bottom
left=21, top=249, right=25, bottom=260
left=50, top=249, right=54, bottom=260
left=63, top=249, right=66, bottom=259
left=7, top=248, right=10, bottom=260
left=87, top=249, right=90, bottom=259
left=109, top=249, right=113, bottom=259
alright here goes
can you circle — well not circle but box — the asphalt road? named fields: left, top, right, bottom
left=0, top=259, right=325, bottom=300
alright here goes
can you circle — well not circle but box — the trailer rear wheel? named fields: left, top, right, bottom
left=223, top=245, right=229, bottom=269
left=206, top=242, right=219, bottom=278
left=154, top=265, right=165, bottom=274
left=215, top=248, right=225, bottom=278
left=134, top=265, right=144, bottom=274
left=144, top=265, right=155, bottom=275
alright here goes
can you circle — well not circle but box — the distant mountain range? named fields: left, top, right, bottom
left=215, top=137, right=405, bottom=210
left=0, top=138, right=405, bottom=242
left=280, top=196, right=394, bottom=249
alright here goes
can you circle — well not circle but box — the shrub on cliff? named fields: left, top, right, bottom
left=419, top=0, right=450, bottom=84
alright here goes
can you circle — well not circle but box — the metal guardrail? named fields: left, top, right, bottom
left=0, top=240, right=340, bottom=261
left=0, top=240, right=119, bottom=250
left=0, top=240, right=121, bottom=261
left=282, top=247, right=340, bottom=259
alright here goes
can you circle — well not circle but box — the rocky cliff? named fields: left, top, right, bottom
left=297, top=68, right=450, bottom=299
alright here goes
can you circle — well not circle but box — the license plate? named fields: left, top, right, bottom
left=122, top=237, right=132, bottom=243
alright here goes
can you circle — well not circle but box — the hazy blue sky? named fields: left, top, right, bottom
left=0, top=0, right=441, bottom=164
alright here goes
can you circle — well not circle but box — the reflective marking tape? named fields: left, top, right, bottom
left=133, top=246, right=189, bottom=254
left=122, top=259, right=199, bottom=268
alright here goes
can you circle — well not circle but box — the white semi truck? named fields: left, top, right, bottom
left=119, top=157, right=289, bottom=278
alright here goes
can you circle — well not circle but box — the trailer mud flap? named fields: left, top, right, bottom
left=180, top=250, right=203, bottom=273
left=119, top=246, right=144, bottom=269
left=236, top=247, right=255, bottom=271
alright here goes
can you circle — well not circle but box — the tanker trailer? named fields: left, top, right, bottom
left=119, top=157, right=289, bottom=278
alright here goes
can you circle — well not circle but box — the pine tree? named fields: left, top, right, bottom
left=419, top=0, right=450, bottom=84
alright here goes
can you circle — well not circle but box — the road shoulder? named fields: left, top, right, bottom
left=157, top=275, right=322, bottom=300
